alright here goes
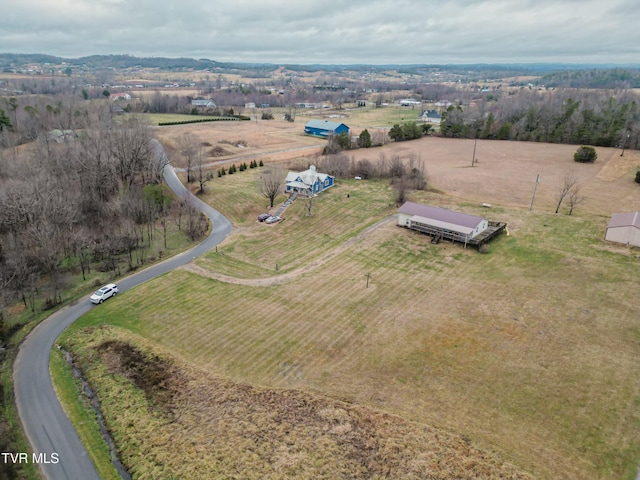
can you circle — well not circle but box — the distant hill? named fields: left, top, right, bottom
left=0, top=53, right=638, bottom=86
left=539, top=67, right=640, bottom=88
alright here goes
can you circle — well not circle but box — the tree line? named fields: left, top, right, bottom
left=439, top=88, right=639, bottom=150
left=0, top=115, right=206, bottom=319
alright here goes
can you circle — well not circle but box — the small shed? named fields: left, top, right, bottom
left=304, top=120, right=349, bottom=138
left=398, top=202, right=488, bottom=247
left=605, top=212, right=640, bottom=247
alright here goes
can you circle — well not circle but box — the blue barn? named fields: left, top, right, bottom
left=304, top=120, right=349, bottom=138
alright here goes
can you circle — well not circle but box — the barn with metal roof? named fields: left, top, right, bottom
left=304, top=120, right=349, bottom=138
left=605, top=212, right=640, bottom=247
left=397, top=202, right=491, bottom=248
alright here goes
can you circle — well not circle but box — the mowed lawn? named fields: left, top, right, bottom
left=68, top=167, right=640, bottom=479
left=193, top=167, right=397, bottom=277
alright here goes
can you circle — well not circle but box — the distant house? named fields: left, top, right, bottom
left=420, top=109, right=442, bottom=124
left=191, top=99, right=216, bottom=108
left=398, top=98, right=421, bottom=107
left=605, top=212, right=640, bottom=247
left=110, top=104, right=125, bottom=115
left=295, top=102, right=317, bottom=109
left=48, top=129, right=76, bottom=143
left=109, top=92, right=131, bottom=101
left=304, top=120, right=349, bottom=138
left=244, top=102, right=256, bottom=109
left=398, top=202, right=489, bottom=247
left=285, top=165, right=335, bottom=196
left=434, top=100, right=452, bottom=109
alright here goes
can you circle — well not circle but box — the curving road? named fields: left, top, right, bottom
left=13, top=140, right=232, bottom=480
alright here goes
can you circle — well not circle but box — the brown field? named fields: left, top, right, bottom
left=61, top=117, right=640, bottom=480
left=153, top=118, right=327, bottom=166
left=153, top=117, right=640, bottom=217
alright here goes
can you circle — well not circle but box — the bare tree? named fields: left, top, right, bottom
left=555, top=172, right=579, bottom=214
left=567, top=183, right=584, bottom=215
left=389, top=155, right=405, bottom=178
left=258, top=165, right=284, bottom=208
left=306, top=195, right=313, bottom=216
left=195, top=144, right=209, bottom=194
left=178, top=133, right=198, bottom=183
left=319, top=153, right=350, bottom=178
left=394, top=176, right=409, bottom=205
left=109, top=118, right=153, bottom=186
left=182, top=192, right=207, bottom=240
left=407, top=154, right=428, bottom=190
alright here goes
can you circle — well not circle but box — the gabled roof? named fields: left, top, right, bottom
left=607, top=212, right=640, bottom=229
left=398, top=202, right=485, bottom=230
left=286, top=166, right=331, bottom=188
left=304, top=119, right=348, bottom=132
left=422, top=110, right=442, bottom=118
left=191, top=99, right=215, bottom=106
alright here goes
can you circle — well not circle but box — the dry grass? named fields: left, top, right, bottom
left=62, top=326, right=531, bottom=479
left=60, top=121, right=640, bottom=479
left=69, top=209, right=640, bottom=479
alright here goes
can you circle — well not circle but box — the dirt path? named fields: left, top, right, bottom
left=179, top=215, right=397, bottom=286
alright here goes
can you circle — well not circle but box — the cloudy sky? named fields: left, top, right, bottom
left=1, top=0, right=638, bottom=65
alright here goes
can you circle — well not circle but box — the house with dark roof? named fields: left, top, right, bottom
left=304, top=120, right=349, bottom=138
left=397, top=202, right=489, bottom=247
left=605, top=212, right=640, bottom=247
left=420, top=109, right=442, bottom=124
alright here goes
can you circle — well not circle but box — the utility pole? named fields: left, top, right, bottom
left=471, top=138, right=477, bottom=167
left=621, top=132, right=630, bottom=156
left=529, top=173, right=540, bottom=211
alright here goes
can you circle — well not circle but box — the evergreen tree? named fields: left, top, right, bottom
left=0, top=108, right=12, bottom=131
left=358, top=129, right=372, bottom=148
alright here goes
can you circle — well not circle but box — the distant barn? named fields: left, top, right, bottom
left=304, top=120, right=349, bottom=138
left=605, top=212, right=640, bottom=247
left=397, top=202, right=506, bottom=248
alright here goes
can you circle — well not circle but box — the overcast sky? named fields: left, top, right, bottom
left=1, top=0, right=638, bottom=65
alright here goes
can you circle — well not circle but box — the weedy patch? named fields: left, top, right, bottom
left=63, top=326, right=532, bottom=480
left=95, top=339, right=177, bottom=415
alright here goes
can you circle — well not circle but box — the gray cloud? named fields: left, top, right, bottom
left=0, top=0, right=638, bottom=64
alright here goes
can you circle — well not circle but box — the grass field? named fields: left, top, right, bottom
left=54, top=115, right=640, bottom=479
left=60, top=149, right=640, bottom=479
left=60, top=326, right=531, bottom=479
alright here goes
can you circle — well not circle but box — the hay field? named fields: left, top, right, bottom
left=61, top=130, right=640, bottom=479
left=153, top=118, right=326, bottom=167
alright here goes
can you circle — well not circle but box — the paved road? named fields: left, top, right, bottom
left=13, top=141, right=232, bottom=480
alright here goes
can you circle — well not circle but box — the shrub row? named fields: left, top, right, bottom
left=158, top=116, right=250, bottom=126
left=218, top=159, right=262, bottom=177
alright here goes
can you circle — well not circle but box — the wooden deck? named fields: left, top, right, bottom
left=467, top=221, right=508, bottom=246
left=403, top=220, right=507, bottom=249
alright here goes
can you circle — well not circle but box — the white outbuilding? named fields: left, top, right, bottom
left=605, top=212, right=640, bottom=247
left=398, top=202, right=488, bottom=247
